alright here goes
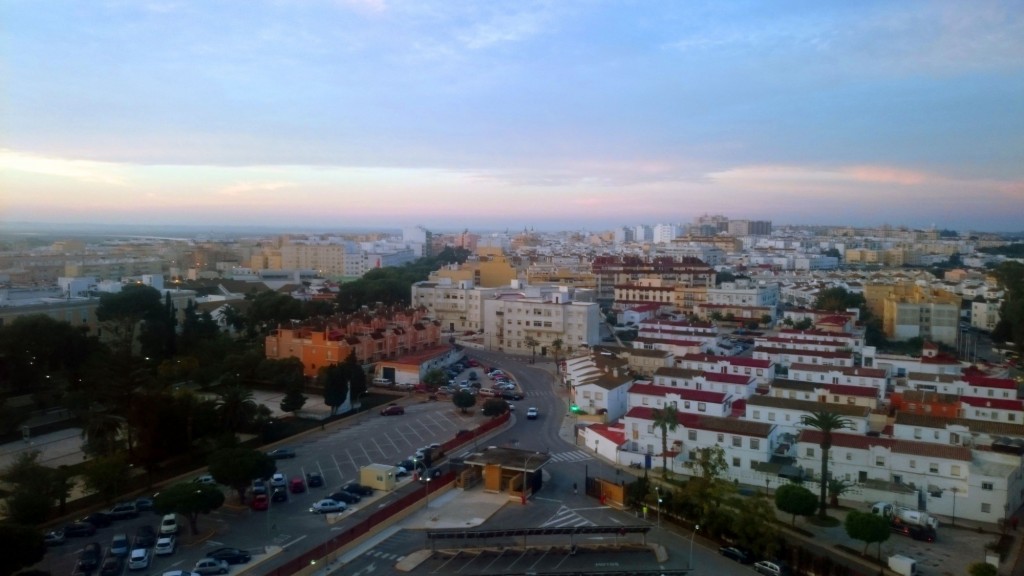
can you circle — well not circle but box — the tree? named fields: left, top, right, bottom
left=551, top=338, right=564, bottom=374
left=82, top=454, right=131, bottom=504
left=775, top=483, right=818, bottom=526
left=731, top=495, right=778, bottom=558
left=153, top=482, right=226, bottom=536
left=968, top=562, right=999, bottom=576
left=0, top=523, right=46, bottom=576
left=452, top=389, right=477, bottom=413
left=794, top=318, right=813, bottom=330
left=280, top=381, right=307, bottom=414
left=651, top=404, right=679, bottom=478
left=95, top=284, right=164, bottom=357
left=422, top=368, right=448, bottom=390
left=801, top=411, right=853, bottom=518
left=319, top=363, right=349, bottom=416
left=207, top=447, right=277, bottom=503
left=343, top=351, right=367, bottom=406
left=524, top=336, right=539, bottom=364
left=481, top=398, right=509, bottom=417
left=215, top=385, right=258, bottom=433
left=844, top=510, right=890, bottom=556
left=813, top=287, right=865, bottom=313
left=827, top=478, right=855, bottom=507
left=684, top=445, right=733, bottom=527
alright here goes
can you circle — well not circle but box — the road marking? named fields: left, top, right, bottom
left=282, top=535, right=308, bottom=549
left=206, top=540, right=223, bottom=546
left=351, top=561, right=376, bottom=576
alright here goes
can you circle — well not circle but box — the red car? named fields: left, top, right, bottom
left=289, top=477, right=306, bottom=494
left=380, top=404, right=405, bottom=416
left=250, top=494, right=269, bottom=511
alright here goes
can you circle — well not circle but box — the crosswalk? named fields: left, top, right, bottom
left=453, top=449, right=592, bottom=462
left=541, top=505, right=595, bottom=528
left=546, top=450, right=592, bottom=463
left=362, top=549, right=406, bottom=562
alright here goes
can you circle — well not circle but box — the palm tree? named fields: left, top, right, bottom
left=651, top=403, right=680, bottom=478
left=216, top=385, right=258, bottom=433
left=81, top=409, right=126, bottom=457
left=524, top=336, right=539, bottom=364
left=551, top=338, right=564, bottom=374
left=801, top=410, right=853, bottom=518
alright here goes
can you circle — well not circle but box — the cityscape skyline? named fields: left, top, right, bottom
left=3, top=1, right=1022, bottom=232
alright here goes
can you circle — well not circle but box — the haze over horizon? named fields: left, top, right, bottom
left=2, top=1, right=1022, bottom=233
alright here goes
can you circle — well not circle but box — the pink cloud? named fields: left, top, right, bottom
left=841, top=165, right=932, bottom=186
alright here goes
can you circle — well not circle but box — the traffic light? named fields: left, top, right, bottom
left=570, top=404, right=579, bottom=413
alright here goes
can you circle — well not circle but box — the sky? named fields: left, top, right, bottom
left=2, top=0, right=1023, bottom=233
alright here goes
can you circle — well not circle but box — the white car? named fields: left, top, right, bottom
left=270, top=473, right=286, bottom=488
left=193, top=558, right=229, bottom=575
left=310, top=499, right=346, bottom=514
left=526, top=407, right=539, bottom=420
left=128, top=548, right=151, bottom=571
left=155, top=535, right=176, bottom=556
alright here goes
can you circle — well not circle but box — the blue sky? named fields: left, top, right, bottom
left=2, top=0, right=1022, bottom=232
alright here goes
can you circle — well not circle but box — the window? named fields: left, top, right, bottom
left=909, top=459, right=916, bottom=469
left=982, top=503, right=992, bottom=514
left=698, top=402, right=707, bottom=413
left=684, top=400, right=691, bottom=409
left=913, top=428, right=922, bottom=440
left=753, top=410, right=761, bottom=419
left=596, top=392, right=604, bottom=401
left=583, top=391, right=592, bottom=399
left=750, top=438, right=760, bottom=450
left=951, top=465, right=961, bottom=477
left=846, top=452, right=852, bottom=461
left=768, top=412, right=776, bottom=422
left=732, top=457, right=741, bottom=467
left=982, top=482, right=994, bottom=491
left=875, top=456, right=885, bottom=467
left=642, top=397, right=649, bottom=406
left=717, top=433, right=724, bottom=443
left=806, top=447, right=815, bottom=457
left=732, top=436, right=742, bottom=448
left=929, top=463, right=939, bottom=474
left=688, top=430, right=697, bottom=441
left=647, top=425, right=654, bottom=434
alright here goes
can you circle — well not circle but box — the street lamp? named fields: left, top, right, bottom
left=522, top=452, right=543, bottom=505
left=688, top=524, right=700, bottom=570
left=424, top=476, right=432, bottom=510
left=655, top=486, right=662, bottom=529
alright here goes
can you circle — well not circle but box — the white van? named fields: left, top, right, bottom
left=159, top=513, right=179, bottom=535
left=372, top=377, right=392, bottom=386
left=888, top=555, right=916, bottom=576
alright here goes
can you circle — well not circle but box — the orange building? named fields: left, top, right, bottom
left=265, top=308, right=442, bottom=377
left=889, top=389, right=961, bottom=419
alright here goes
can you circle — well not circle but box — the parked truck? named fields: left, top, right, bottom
left=888, top=554, right=917, bottom=576
left=871, top=502, right=938, bottom=541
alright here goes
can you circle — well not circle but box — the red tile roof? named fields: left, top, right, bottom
left=589, top=423, right=626, bottom=445
left=960, top=396, right=1024, bottom=411
left=625, top=407, right=774, bottom=437
left=964, top=374, right=1018, bottom=390
left=798, top=430, right=972, bottom=461
left=704, top=372, right=756, bottom=385
left=629, top=383, right=729, bottom=403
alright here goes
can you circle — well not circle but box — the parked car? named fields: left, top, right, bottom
left=81, top=511, right=114, bottom=528
left=134, top=496, right=155, bottom=512
left=78, top=542, right=103, bottom=571
left=305, top=471, right=324, bottom=487
left=109, top=502, right=140, bottom=519
left=206, top=547, right=252, bottom=564
left=251, top=478, right=267, bottom=495
left=128, top=547, right=151, bottom=571
left=110, top=533, right=131, bottom=557
left=64, top=522, right=97, bottom=538
left=270, top=473, right=286, bottom=488
left=193, top=474, right=216, bottom=485
left=266, top=448, right=296, bottom=459
left=250, top=494, right=269, bottom=511
left=155, top=535, right=176, bottom=556
left=455, top=429, right=472, bottom=438
left=310, top=499, right=346, bottom=514
left=44, top=529, right=65, bottom=545
left=526, top=407, right=539, bottom=420
left=135, top=525, right=157, bottom=547
left=328, top=491, right=361, bottom=504
left=380, top=404, right=405, bottom=416
left=500, top=391, right=524, bottom=401
left=341, top=482, right=374, bottom=496
left=753, top=560, right=787, bottom=576
left=161, top=572, right=199, bottom=576
left=719, top=546, right=753, bottom=563
left=99, top=555, right=124, bottom=576
left=193, top=558, right=230, bottom=575
left=159, top=513, right=179, bottom=535
left=418, top=467, right=443, bottom=483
